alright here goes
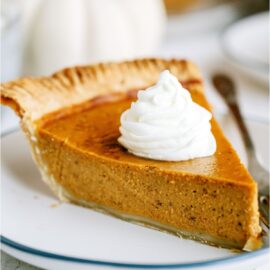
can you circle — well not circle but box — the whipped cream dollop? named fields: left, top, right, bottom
left=118, top=70, right=216, bottom=161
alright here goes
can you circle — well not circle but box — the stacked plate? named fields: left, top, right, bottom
left=222, top=12, right=269, bottom=86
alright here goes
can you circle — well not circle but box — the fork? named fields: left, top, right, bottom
left=212, top=74, right=269, bottom=230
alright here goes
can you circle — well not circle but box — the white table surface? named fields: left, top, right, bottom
left=1, top=12, right=269, bottom=270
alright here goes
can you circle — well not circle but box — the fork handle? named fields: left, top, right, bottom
left=227, top=102, right=254, bottom=154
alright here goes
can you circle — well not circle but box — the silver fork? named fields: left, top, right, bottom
left=212, top=74, right=269, bottom=229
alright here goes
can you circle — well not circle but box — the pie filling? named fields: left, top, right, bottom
left=34, top=90, right=261, bottom=250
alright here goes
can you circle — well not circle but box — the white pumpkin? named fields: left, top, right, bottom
left=22, top=0, right=166, bottom=76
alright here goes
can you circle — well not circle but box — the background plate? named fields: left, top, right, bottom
left=222, top=12, right=269, bottom=86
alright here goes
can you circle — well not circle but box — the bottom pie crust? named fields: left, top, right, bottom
left=67, top=192, right=263, bottom=252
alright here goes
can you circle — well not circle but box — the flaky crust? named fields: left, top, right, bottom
left=1, top=59, right=202, bottom=121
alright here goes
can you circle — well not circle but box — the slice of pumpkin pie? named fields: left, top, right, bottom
left=0, top=59, right=261, bottom=250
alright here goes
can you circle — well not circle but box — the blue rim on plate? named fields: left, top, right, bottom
left=1, top=236, right=269, bottom=269
left=1, top=129, right=270, bottom=268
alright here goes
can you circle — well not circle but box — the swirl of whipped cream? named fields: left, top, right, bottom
left=118, top=70, right=216, bottom=161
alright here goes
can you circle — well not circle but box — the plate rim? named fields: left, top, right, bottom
left=1, top=236, right=269, bottom=269
left=1, top=128, right=269, bottom=268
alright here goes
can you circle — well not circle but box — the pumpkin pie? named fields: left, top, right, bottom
left=0, top=59, right=261, bottom=250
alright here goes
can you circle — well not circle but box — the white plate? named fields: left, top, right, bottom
left=1, top=115, right=269, bottom=270
left=222, top=12, right=269, bottom=85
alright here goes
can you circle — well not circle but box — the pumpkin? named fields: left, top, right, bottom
left=22, top=0, right=167, bottom=76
